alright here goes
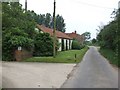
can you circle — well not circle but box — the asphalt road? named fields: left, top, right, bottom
left=61, top=46, right=118, bottom=88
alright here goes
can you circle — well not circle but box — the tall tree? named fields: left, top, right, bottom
left=82, top=32, right=91, bottom=41
left=92, top=38, right=97, bottom=44
left=38, top=14, right=45, bottom=25
left=36, top=13, right=66, bottom=32
left=44, top=13, right=52, bottom=27
left=56, top=15, right=66, bottom=32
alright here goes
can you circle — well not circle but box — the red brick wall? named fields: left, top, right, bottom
left=14, top=48, right=33, bottom=61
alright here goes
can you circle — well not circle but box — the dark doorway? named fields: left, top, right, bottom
left=62, top=39, right=64, bottom=51
left=66, top=40, right=68, bottom=50
left=69, top=40, right=71, bottom=50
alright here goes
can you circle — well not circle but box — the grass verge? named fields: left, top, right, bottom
left=23, top=47, right=89, bottom=63
left=99, top=48, right=118, bottom=67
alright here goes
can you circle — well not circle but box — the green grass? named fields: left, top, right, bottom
left=23, top=47, right=89, bottom=63
left=99, top=48, right=118, bottom=67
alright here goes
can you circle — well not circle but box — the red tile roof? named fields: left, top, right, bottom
left=66, top=33, right=78, bottom=39
left=66, top=32, right=85, bottom=44
left=37, top=24, right=72, bottom=39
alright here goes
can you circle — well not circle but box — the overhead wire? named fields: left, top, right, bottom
left=69, top=0, right=118, bottom=10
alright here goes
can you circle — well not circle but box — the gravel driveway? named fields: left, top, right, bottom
left=1, top=62, right=76, bottom=88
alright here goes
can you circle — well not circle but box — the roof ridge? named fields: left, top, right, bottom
left=36, top=24, right=72, bottom=39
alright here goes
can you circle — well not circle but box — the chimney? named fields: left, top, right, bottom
left=25, top=0, right=27, bottom=11
left=75, top=30, right=76, bottom=34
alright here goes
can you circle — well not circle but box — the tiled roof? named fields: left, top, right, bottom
left=37, top=24, right=72, bottom=39
left=66, top=32, right=85, bottom=44
left=66, top=33, right=78, bottom=39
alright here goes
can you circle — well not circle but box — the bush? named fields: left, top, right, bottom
left=80, top=44, right=85, bottom=49
left=33, top=33, right=54, bottom=56
left=2, top=28, right=34, bottom=61
left=97, top=20, right=117, bottom=51
left=72, top=39, right=80, bottom=50
left=99, top=48, right=119, bottom=67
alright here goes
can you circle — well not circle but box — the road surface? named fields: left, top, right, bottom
left=61, top=46, right=118, bottom=88
left=2, top=62, right=75, bottom=88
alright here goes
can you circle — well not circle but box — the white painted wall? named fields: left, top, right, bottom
left=58, top=39, right=72, bottom=51
left=58, top=38, right=62, bottom=51
left=70, top=40, right=73, bottom=49
left=64, top=39, right=66, bottom=50
left=36, top=27, right=73, bottom=51
left=67, top=39, right=69, bottom=50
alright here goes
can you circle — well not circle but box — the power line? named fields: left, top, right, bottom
left=70, top=0, right=117, bottom=10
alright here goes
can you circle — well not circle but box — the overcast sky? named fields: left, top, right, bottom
left=20, top=0, right=119, bottom=39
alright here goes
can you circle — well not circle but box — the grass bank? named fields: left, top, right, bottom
left=24, top=47, right=89, bottom=63
left=99, top=48, right=118, bottom=67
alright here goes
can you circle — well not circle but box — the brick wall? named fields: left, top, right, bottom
left=14, top=48, right=33, bottom=61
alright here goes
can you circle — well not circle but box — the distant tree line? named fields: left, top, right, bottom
left=29, top=11, right=66, bottom=32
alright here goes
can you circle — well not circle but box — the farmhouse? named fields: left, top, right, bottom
left=36, top=24, right=73, bottom=51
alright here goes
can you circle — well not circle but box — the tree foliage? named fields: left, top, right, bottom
left=96, top=9, right=120, bottom=67
left=2, top=2, right=36, bottom=60
left=44, top=13, right=52, bottom=28
left=97, top=19, right=117, bottom=50
left=56, top=15, right=66, bottom=32
left=92, top=38, right=97, bottom=44
left=2, top=2, right=64, bottom=61
left=95, top=7, right=120, bottom=67
left=82, top=32, right=91, bottom=41
left=31, top=13, right=66, bottom=32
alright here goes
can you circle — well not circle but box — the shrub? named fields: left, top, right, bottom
left=33, top=33, right=54, bottom=56
left=2, top=27, right=34, bottom=61
left=72, top=39, right=80, bottom=50
left=80, top=44, right=85, bottom=49
left=99, top=48, right=119, bottom=67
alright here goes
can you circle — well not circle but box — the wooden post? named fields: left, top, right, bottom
left=53, top=0, right=56, bottom=58
left=25, top=0, right=27, bottom=11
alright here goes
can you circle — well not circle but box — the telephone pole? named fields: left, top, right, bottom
left=118, top=1, right=120, bottom=15
left=25, top=0, right=27, bottom=11
left=53, top=0, right=56, bottom=58
left=118, top=1, right=120, bottom=9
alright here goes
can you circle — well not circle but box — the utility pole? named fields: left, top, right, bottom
left=118, top=1, right=120, bottom=16
left=118, top=1, right=120, bottom=9
left=118, top=1, right=120, bottom=66
left=53, top=0, right=56, bottom=58
left=25, top=0, right=27, bottom=11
